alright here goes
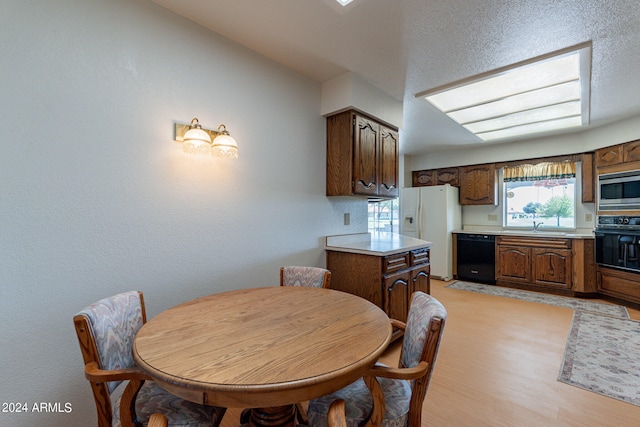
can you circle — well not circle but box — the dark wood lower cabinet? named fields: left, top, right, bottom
left=495, top=236, right=594, bottom=294
left=327, top=247, right=431, bottom=339
left=533, top=248, right=572, bottom=289
left=597, top=266, right=640, bottom=305
left=497, top=246, right=531, bottom=284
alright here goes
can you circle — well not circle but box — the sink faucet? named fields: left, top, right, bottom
left=533, top=221, right=544, bottom=231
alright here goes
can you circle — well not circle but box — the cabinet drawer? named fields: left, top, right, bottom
left=598, top=269, right=640, bottom=303
left=384, top=252, right=410, bottom=273
left=411, top=247, right=430, bottom=265
left=496, top=236, right=571, bottom=249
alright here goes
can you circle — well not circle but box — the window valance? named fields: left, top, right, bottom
left=503, top=161, right=576, bottom=182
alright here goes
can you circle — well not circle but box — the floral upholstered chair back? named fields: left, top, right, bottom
left=75, top=291, right=145, bottom=394
left=400, top=291, right=447, bottom=410
left=280, top=266, right=331, bottom=289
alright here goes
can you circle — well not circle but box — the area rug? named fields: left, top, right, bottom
left=559, top=311, right=640, bottom=406
left=446, top=281, right=629, bottom=319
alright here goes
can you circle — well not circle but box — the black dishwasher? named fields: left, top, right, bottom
left=456, top=234, right=496, bottom=284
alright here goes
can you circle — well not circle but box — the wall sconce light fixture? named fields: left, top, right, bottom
left=174, top=118, right=238, bottom=159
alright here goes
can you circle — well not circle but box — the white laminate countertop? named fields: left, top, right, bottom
left=452, top=227, right=594, bottom=239
left=325, top=232, right=432, bottom=256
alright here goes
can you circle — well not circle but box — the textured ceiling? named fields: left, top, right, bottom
left=150, top=0, right=640, bottom=155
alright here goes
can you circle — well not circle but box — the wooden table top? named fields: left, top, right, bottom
left=133, top=286, right=392, bottom=408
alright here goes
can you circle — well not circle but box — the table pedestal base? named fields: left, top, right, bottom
left=243, top=405, right=296, bottom=427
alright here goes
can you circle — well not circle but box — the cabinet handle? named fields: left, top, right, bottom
left=381, top=183, right=395, bottom=190
left=388, top=278, right=408, bottom=290
left=412, top=271, right=429, bottom=282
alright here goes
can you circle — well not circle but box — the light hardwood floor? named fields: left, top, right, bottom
left=220, top=280, right=640, bottom=426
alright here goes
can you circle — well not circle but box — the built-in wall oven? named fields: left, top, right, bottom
left=595, top=216, right=640, bottom=272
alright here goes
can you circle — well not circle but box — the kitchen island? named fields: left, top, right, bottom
left=325, top=233, right=432, bottom=336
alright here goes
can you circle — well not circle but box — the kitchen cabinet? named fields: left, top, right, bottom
left=412, top=170, right=436, bottom=187
left=595, top=139, right=640, bottom=168
left=595, top=145, right=624, bottom=167
left=532, top=247, right=572, bottom=289
left=412, top=168, right=459, bottom=187
left=495, top=235, right=595, bottom=293
left=326, top=110, right=399, bottom=198
left=436, top=168, right=459, bottom=186
left=496, top=245, right=532, bottom=284
left=581, top=152, right=595, bottom=203
left=459, top=164, right=497, bottom=205
left=327, top=246, right=430, bottom=338
left=597, top=266, right=640, bottom=304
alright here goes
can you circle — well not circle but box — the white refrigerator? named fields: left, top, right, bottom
left=400, top=184, right=462, bottom=281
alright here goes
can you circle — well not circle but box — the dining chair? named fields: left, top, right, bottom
left=148, top=414, right=168, bottom=427
left=280, top=265, right=331, bottom=424
left=73, top=290, right=227, bottom=427
left=327, top=399, right=347, bottom=427
left=280, top=266, right=331, bottom=289
left=306, top=291, right=447, bottom=427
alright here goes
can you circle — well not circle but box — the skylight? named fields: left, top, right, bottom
left=417, top=43, right=592, bottom=142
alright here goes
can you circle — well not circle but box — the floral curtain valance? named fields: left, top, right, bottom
left=503, top=161, right=576, bottom=182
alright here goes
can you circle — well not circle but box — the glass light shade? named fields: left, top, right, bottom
left=426, top=54, right=580, bottom=112
left=212, top=134, right=239, bottom=159
left=418, top=43, right=591, bottom=142
left=475, top=116, right=583, bottom=141
left=182, top=127, right=212, bottom=156
left=448, top=81, right=580, bottom=124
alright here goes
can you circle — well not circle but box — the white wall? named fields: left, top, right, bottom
left=405, top=114, right=640, bottom=176
left=404, top=115, right=640, bottom=231
left=0, top=1, right=368, bottom=425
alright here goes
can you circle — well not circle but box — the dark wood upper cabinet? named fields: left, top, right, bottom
left=352, top=115, right=379, bottom=196
left=412, top=170, right=436, bottom=187
left=326, top=110, right=399, bottom=198
left=595, top=145, right=624, bottom=167
left=459, top=164, right=497, bottom=205
left=436, top=167, right=459, bottom=186
left=623, top=140, right=640, bottom=163
left=378, top=125, right=399, bottom=198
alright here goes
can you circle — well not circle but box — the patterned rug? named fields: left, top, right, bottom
left=559, top=311, right=640, bottom=406
left=447, top=281, right=639, bottom=406
left=446, top=281, right=629, bottom=318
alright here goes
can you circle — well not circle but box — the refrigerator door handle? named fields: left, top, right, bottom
left=416, top=193, right=423, bottom=239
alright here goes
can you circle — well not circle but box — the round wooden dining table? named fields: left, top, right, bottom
left=133, top=286, right=392, bottom=427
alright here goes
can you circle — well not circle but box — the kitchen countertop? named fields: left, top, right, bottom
left=325, top=232, right=432, bottom=256
left=452, top=227, right=594, bottom=239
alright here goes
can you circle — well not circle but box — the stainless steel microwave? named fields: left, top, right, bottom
left=598, top=169, right=640, bottom=210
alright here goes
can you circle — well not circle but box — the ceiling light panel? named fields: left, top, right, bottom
left=418, top=43, right=591, bottom=142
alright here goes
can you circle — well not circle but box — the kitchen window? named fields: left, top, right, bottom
left=368, top=199, right=399, bottom=233
left=503, top=161, right=576, bottom=230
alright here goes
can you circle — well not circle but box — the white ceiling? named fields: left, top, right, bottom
left=150, top=0, right=640, bottom=156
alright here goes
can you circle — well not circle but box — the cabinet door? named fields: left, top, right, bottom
left=378, top=126, right=399, bottom=198
left=595, top=145, right=623, bottom=167
left=459, top=164, right=496, bottom=205
left=410, top=264, right=431, bottom=295
left=412, top=170, right=436, bottom=187
left=353, top=115, right=379, bottom=196
left=581, top=152, right=595, bottom=203
left=623, top=140, right=640, bottom=163
left=384, top=270, right=410, bottom=322
left=436, top=167, right=459, bottom=186
left=532, top=248, right=572, bottom=289
left=496, top=246, right=531, bottom=283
